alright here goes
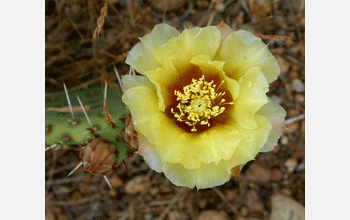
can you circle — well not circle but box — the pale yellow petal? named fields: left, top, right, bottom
left=150, top=113, right=203, bottom=169
left=122, top=85, right=160, bottom=144
left=137, top=134, right=163, bottom=173
left=163, top=160, right=231, bottom=189
left=125, top=23, right=180, bottom=75
left=224, top=114, right=272, bottom=168
left=257, top=99, right=286, bottom=152
left=145, top=56, right=180, bottom=111
left=122, top=75, right=155, bottom=93
left=154, top=26, right=221, bottom=74
left=217, top=30, right=280, bottom=84
left=150, top=113, right=243, bottom=165
left=230, top=67, right=269, bottom=129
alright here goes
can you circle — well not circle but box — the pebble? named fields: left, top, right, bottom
left=225, top=190, right=238, bottom=201
left=295, top=94, right=305, bottom=103
left=280, top=136, right=288, bottom=145
left=296, top=161, right=305, bottom=171
left=196, top=0, right=209, bottom=9
left=246, top=163, right=272, bottom=182
left=215, top=3, right=226, bottom=12
left=288, top=70, right=299, bottom=79
left=291, top=79, right=305, bottom=92
left=285, top=158, right=298, bottom=173
left=275, top=55, right=291, bottom=75
left=108, top=175, right=124, bottom=188
left=271, top=169, right=282, bottom=181
left=287, top=109, right=299, bottom=118
left=270, top=194, right=305, bottom=220
left=125, top=175, right=151, bottom=195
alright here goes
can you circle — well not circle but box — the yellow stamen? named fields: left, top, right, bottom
left=171, top=75, right=234, bottom=132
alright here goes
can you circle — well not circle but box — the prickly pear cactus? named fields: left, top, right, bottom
left=45, top=85, right=130, bottom=166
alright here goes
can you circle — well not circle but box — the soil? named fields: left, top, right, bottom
left=45, top=0, right=305, bottom=219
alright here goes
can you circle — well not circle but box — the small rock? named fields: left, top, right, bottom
left=287, top=109, right=299, bottom=118
left=291, top=64, right=300, bottom=71
left=246, top=163, right=272, bottom=182
left=288, top=70, right=299, bottom=79
left=271, top=169, right=282, bottom=181
left=270, top=194, right=305, bottom=220
left=296, top=161, right=305, bottom=171
left=196, top=0, right=209, bottom=9
left=285, top=158, right=298, bottom=173
left=198, top=210, right=229, bottom=220
left=215, top=3, right=226, bottom=12
left=125, top=175, right=151, bottom=195
left=225, top=190, right=238, bottom=201
left=291, top=79, right=305, bottom=92
left=108, top=175, right=124, bottom=188
left=295, top=94, right=305, bottom=103
left=198, top=199, right=207, bottom=209
left=275, top=56, right=291, bottom=75
left=280, top=135, right=288, bottom=145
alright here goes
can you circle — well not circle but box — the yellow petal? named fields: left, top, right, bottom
left=137, top=134, right=163, bottom=173
left=224, top=114, right=272, bottom=168
left=122, top=75, right=155, bottom=93
left=154, top=26, right=221, bottom=74
left=230, top=67, right=269, bottom=129
left=125, top=23, right=180, bottom=75
left=145, top=56, right=180, bottom=111
left=163, top=160, right=231, bottom=189
left=122, top=84, right=159, bottom=144
left=217, top=30, right=280, bottom=84
left=149, top=113, right=203, bottom=169
left=257, top=99, right=286, bottom=152
left=150, top=113, right=243, bottom=165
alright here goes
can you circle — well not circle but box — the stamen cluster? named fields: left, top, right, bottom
left=171, top=75, right=233, bottom=132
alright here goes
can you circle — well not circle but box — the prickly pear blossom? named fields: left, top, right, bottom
left=122, top=22, right=286, bottom=189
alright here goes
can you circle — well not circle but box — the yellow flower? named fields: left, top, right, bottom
left=122, top=22, right=286, bottom=189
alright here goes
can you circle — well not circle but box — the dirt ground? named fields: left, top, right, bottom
left=45, top=0, right=305, bottom=219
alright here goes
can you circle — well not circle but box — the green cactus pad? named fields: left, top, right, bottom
left=45, top=85, right=129, bottom=165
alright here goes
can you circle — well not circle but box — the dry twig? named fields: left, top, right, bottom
left=93, top=0, right=108, bottom=38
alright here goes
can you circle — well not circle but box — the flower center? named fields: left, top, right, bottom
left=171, top=75, right=234, bottom=132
